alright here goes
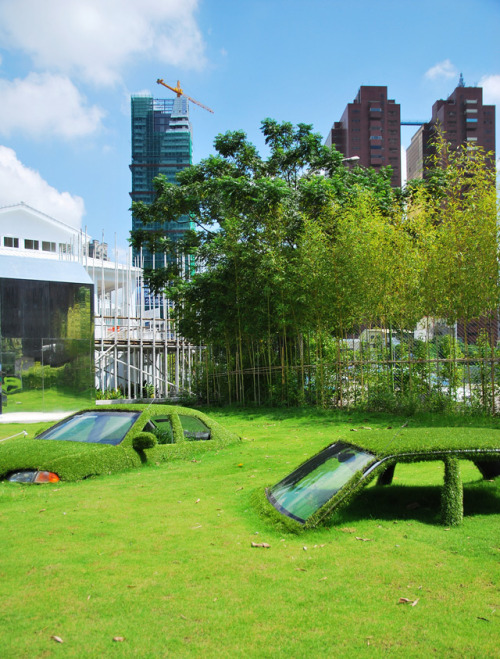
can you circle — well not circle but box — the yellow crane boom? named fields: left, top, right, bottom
left=156, top=79, right=214, bottom=114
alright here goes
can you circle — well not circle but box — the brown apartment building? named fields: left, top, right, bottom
left=406, top=80, right=496, bottom=180
left=325, top=86, right=401, bottom=187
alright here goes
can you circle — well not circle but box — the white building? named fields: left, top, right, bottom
left=0, top=202, right=197, bottom=401
left=0, top=202, right=141, bottom=326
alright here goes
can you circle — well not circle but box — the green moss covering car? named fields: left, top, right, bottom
left=1, top=404, right=240, bottom=483
left=262, top=426, right=500, bottom=530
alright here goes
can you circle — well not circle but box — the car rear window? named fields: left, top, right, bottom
left=178, top=415, right=211, bottom=441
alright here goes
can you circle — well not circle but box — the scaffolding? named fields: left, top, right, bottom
left=75, top=231, right=202, bottom=400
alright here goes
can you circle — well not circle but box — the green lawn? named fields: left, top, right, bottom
left=0, top=407, right=498, bottom=657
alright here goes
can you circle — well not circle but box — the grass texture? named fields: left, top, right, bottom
left=0, top=407, right=498, bottom=657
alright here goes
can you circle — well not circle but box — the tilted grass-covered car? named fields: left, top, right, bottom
left=0, top=404, right=240, bottom=483
left=259, top=425, right=500, bottom=531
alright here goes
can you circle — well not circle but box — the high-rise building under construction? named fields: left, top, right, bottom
left=130, top=94, right=193, bottom=269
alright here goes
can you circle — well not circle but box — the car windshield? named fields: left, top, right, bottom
left=267, top=442, right=375, bottom=523
left=36, top=411, right=141, bottom=445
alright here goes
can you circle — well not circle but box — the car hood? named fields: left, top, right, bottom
left=0, top=436, right=140, bottom=481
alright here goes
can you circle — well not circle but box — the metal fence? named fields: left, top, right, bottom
left=190, top=316, right=500, bottom=413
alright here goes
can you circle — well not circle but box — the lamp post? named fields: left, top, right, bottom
left=341, top=156, right=360, bottom=165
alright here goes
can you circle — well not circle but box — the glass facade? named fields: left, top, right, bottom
left=0, top=278, right=94, bottom=413
left=130, top=94, right=194, bottom=270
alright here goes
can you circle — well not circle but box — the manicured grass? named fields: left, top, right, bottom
left=0, top=407, right=498, bottom=657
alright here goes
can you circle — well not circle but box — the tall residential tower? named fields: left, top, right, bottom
left=325, top=86, right=401, bottom=187
left=406, top=78, right=496, bottom=180
left=130, top=94, right=193, bottom=269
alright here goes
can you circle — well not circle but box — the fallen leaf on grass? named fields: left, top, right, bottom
left=195, top=498, right=201, bottom=504
left=295, top=567, right=307, bottom=572
left=350, top=428, right=358, bottom=432
left=477, top=617, right=490, bottom=622
left=251, top=542, right=270, bottom=548
left=113, top=637, right=125, bottom=642
left=398, top=597, right=419, bottom=606
left=51, top=636, right=64, bottom=644
left=356, top=537, right=372, bottom=542
left=318, top=577, right=328, bottom=581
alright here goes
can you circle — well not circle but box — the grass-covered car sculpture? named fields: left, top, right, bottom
left=260, top=425, right=500, bottom=530
left=0, top=404, right=239, bottom=483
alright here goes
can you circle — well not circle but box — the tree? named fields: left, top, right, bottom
left=130, top=120, right=498, bottom=408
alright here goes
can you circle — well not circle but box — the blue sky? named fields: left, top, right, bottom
left=0, top=0, right=498, bottom=257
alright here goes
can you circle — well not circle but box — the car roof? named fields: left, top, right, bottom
left=330, top=426, right=500, bottom=459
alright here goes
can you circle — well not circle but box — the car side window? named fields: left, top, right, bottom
left=148, top=418, right=174, bottom=444
left=178, top=415, right=211, bottom=441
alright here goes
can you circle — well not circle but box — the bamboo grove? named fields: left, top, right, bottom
left=130, top=120, right=499, bottom=412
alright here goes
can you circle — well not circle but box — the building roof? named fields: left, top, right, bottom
left=0, top=254, right=92, bottom=285
left=0, top=202, right=81, bottom=236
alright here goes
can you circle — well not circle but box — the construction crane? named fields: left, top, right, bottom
left=156, top=79, right=214, bottom=114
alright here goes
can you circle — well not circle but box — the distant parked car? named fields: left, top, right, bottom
left=1, top=405, right=239, bottom=483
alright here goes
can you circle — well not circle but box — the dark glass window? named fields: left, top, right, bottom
left=4, top=237, right=19, bottom=248
left=24, top=239, right=39, bottom=250
left=0, top=278, right=94, bottom=410
left=42, top=241, right=56, bottom=252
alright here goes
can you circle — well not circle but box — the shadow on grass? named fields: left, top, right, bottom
left=332, top=481, right=500, bottom=527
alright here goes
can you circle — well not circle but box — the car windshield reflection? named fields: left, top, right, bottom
left=36, top=411, right=141, bottom=445
left=267, top=442, right=375, bottom=523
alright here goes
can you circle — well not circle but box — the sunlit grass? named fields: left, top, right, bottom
left=0, top=407, right=498, bottom=657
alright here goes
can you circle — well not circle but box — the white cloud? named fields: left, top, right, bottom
left=0, top=0, right=206, bottom=86
left=425, top=59, right=458, bottom=81
left=0, top=146, right=84, bottom=228
left=0, top=73, right=105, bottom=139
left=480, top=74, right=500, bottom=105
